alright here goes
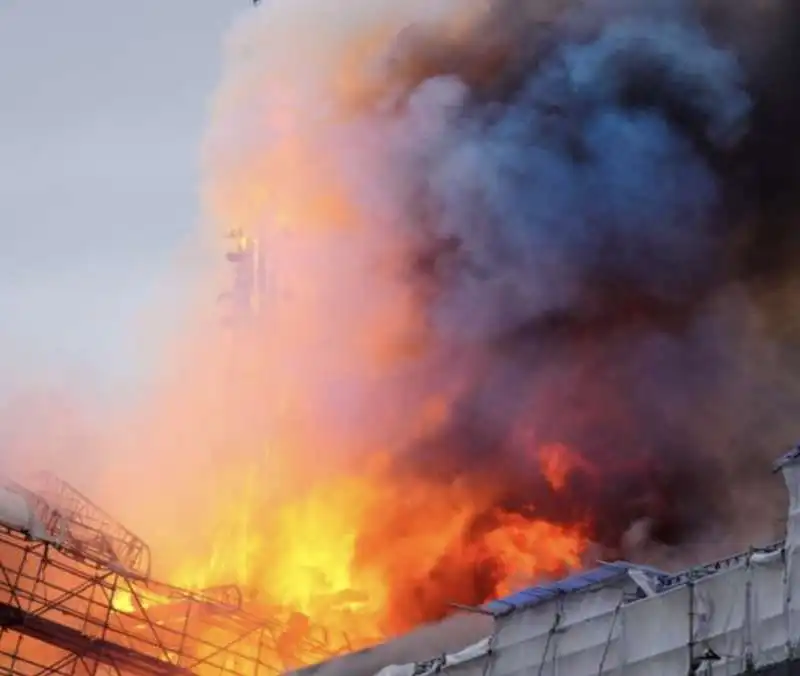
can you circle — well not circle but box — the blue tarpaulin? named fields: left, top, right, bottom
left=483, top=561, right=668, bottom=614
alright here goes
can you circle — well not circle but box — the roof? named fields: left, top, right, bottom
left=774, top=445, right=800, bottom=472
left=483, top=561, right=668, bottom=614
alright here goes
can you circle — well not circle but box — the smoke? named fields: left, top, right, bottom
left=183, top=0, right=800, bottom=637
left=0, top=391, right=104, bottom=487
left=361, top=0, right=800, bottom=549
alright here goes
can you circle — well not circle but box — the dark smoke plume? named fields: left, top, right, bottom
left=344, top=0, right=800, bottom=622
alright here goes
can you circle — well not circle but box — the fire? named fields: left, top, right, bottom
left=482, top=513, right=587, bottom=597
left=106, top=1, right=595, bottom=668
left=263, top=475, right=384, bottom=618
left=111, top=587, right=172, bottom=614
left=114, top=443, right=588, bottom=650
left=539, top=442, right=595, bottom=491
left=140, top=446, right=589, bottom=643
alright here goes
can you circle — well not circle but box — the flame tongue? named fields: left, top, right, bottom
left=161, top=445, right=588, bottom=641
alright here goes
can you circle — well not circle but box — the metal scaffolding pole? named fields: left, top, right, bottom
left=0, top=475, right=351, bottom=675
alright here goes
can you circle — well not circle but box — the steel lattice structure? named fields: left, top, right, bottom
left=0, top=474, right=353, bottom=675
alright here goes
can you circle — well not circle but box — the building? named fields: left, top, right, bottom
left=287, top=448, right=800, bottom=676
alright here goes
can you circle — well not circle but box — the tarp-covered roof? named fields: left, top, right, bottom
left=774, top=445, right=800, bottom=471
left=483, top=561, right=668, bottom=614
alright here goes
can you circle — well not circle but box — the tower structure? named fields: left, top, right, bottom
left=0, top=473, right=351, bottom=675
left=220, top=229, right=266, bottom=327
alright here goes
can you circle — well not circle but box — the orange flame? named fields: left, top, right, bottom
left=539, top=442, right=596, bottom=491
left=151, top=452, right=587, bottom=644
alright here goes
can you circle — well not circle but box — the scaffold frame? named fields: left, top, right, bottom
left=0, top=476, right=352, bottom=676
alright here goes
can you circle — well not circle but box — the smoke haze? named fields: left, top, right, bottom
left=0, top=2, right=242, bottom=494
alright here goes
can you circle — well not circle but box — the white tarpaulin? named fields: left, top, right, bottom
left=335, top=453, right=800, bottom=676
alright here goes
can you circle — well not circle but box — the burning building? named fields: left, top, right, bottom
left=284, top=448, right=800, bottom=676
left=174, top=0, right=800, bottom=643
left=0, top=449, right=797, bottom=675
left=11, top=0, right=800, bottom=672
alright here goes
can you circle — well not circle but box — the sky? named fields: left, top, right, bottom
left=0, top=1, right=245, bottom=407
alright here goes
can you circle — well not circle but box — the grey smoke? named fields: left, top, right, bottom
left=388, top=11, right=751, bottom=341
left=332, top=0, right=800, bottom=613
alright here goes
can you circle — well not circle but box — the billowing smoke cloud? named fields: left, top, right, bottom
left=186, top=0, right=800, bottom=638
left=342, top=0, right=800, bottom=596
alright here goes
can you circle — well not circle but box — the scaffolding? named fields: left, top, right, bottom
left=0, top=473, right=353, bottom=675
